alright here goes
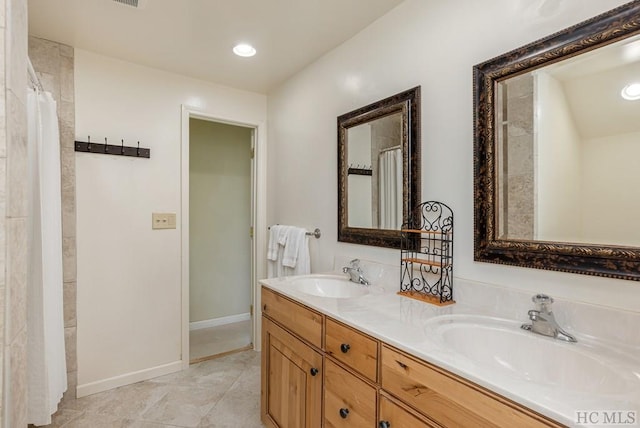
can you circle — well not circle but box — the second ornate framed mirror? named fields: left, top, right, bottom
left=474, top=1, right=640, bottom=280
left=338, top=87, right=421, bottom=248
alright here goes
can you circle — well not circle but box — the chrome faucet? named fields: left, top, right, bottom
left=521, top=294, right=577, bottom=343
left=342, top=259, right=370, bottom=286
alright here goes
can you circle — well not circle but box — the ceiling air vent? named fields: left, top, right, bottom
left=112, top=0, right=147, bottom=9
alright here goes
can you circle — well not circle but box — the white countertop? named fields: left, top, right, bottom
left=260, top=274, right=640, bottom=427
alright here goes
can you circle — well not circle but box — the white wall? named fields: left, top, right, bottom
left=189, top=119, right=252, bottom=322
left=535, top=72, right=582, bottom=242
left=267, top=0, right=640, bottom=311
left=75, top=49, right=266, bottom=394
left=581, top=131, right=640, bottom=247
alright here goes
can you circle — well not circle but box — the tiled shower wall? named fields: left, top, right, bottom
left=28, top=36, right=78, bottom=402
left=497, top=73, right=535, bottom=240
left=1, top=0, right=29, bottom=426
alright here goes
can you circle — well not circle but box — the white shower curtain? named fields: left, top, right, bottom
left=378, top=148, right=402, bottom=229
left=27, top=88, right=67, bottom=426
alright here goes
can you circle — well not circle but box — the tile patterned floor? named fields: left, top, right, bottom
left=189, top=320, right=252, bottom=363
left=42, top=350, right=264, bottom=428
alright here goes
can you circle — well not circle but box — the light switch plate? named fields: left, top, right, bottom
left=152, top=213, right=176, bottom=229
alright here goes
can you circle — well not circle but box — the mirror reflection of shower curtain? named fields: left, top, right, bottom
left=378, top=148, right=402, bottom=229
left=27, top=88, right=67, bottom=425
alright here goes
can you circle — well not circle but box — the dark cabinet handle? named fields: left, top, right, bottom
left=379, top=421, right=391, bottom=428
left=263, top=304, right=267, bottom=311
left=339, top=408, right=349, bottom=419
left=310, top=367, right=318, bottom=376
left=340, top=343, right=351, bottom=353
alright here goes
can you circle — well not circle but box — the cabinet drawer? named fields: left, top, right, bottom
left=379, top=392, right=438, bottom=428
left=381, top=345, right=563, bottom=428
left=262, top=287, right=323, bottom=348
left=324, top=358, right=376, bottom=427
left=326, top=318, right=378, bottom=382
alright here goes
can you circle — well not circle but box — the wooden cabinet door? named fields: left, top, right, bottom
left=261, top=317, right=323, bottom=428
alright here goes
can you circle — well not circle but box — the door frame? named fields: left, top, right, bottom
left=180, top=105, right=267, bottom=368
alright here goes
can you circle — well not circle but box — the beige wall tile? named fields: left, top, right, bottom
left=38, top=70, right=61, bottom=97
left=61, top=145, right=76, bottom=194
left=62, top=370, right=78, bottom=403
left=9, top=327, right=27, bottom=427
left=4, top=2, right=29, bottom=427
left=60, top=43, right=73, bottom=58
left=0, top=32, right=5, bottom=158
left=64, top=281, right=76, bottom=327
left=0, top=158, right=6, bottom=282
left=6, top=0, right=27, bottom=106
left=0, top=286, right=4, bottom=343
left=60, top=122, right=75, bottom=153
left=58, top=100, right=74, bottom=131
left=6, top=90, right=27, bottom=218
left=61, top=54, right=74, bottom=103
left=507, top=134, right=534, bottom=176
left=0, top=0, right=6, bottom=29
left=28, top=36, right=61, bottom=76
left=65, top=326, right=77, bottom=373
left=63, top=236, right=76, bottom=283
left=0, top=339, right=3, bottom=424
left=7, top=217, right=27, bottom=343
left=0, top=289, right=4, bottom=412
left=62, top=187, right=76, bottom=239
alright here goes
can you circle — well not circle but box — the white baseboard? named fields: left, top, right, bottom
left=77, top=360, right=182, bottom=398
left=189, top=312, right=251, bottom=331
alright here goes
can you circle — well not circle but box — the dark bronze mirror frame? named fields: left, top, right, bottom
left=474, top=1, right=640, bottom=281
left=338, top=86, right=421, bottom=248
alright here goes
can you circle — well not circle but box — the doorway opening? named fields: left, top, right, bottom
left=185, top=115, right=256, bottom=364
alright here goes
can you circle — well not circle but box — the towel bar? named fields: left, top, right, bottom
left=306, top=228, right=321, bottom=239
left=268, top=226, right=321, bottom=239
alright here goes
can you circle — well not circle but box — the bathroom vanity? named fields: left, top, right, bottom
left=260, top=278, right=581, bottom=427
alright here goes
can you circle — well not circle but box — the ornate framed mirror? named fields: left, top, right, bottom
left=474, top=2, right=640, bottom=280
left=338, top=87, right=421, bottom=248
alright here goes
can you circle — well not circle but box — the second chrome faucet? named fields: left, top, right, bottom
left=521, top=294, right=577, bottom=343
left=342, top=259, right=371, bottom=286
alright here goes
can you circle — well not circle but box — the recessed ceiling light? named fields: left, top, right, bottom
left=621, top=82, right=640, bottom=100
left=233, top=44, right=256, bottom=57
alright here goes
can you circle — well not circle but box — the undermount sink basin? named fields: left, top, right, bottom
left=425, top=315, right=639, bottom=395
left=283, top=274, right=369, bottom=298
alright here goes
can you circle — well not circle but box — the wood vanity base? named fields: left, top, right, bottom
left=261, top=286, right=565, bottom=428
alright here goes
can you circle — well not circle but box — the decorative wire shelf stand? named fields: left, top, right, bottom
left=400, top=201, right=454, bottom=306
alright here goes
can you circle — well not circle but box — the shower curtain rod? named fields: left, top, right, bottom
left=28, top=57, right=44, bottom=91
left=379, top=145, right=401, bottom=154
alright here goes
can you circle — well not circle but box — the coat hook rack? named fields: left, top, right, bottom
left=75, top=135, right=150, bottom=158
left=347, top=163, right=372, bottom=176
